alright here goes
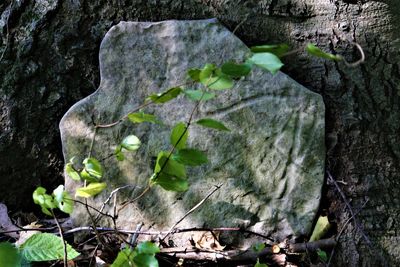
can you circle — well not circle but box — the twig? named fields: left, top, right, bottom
left=129, top=222, right=144, bottom=248
left=51, top=210, right=67, bottom=267
left=232, top=14, right=249, bottom=35
left=343, top=42, right=365, bottom=67
left=161, top=184, right=222, bottom=241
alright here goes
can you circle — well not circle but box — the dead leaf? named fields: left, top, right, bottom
left=192, top=231, right=225, bottom=251
left=15, top=222, right=43, bottom=247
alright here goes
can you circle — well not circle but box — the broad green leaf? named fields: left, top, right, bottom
left=187, top=68, right=201, bottom=82
left=152, top=173, right=189, bottom=192
left=52, top=185, right=74, bottom=214
left=250, top=44, right=290, bottom=57
left=148, top=87, right=182, bottom=104
left=0, top=242, right=21, bottom=267
left=309, top=215, right=331, bottom=242
left=83, top=157, right=103, bottom=179
left=75, top=182, right=107, bottom=198
left=136, top=241, right=160, bottom=255
left=254, top=259, right=269, bottom=267
left=184, top=90, right=215, bottom=101
left=172, top=149, right=208, bottom=166
left=154, top=151, right=186, bottom=179
left=134, top=254, right=159, bottom=267
left=19, top=233, right=79, bottom=261
left=306, top=43, right=342, bottom=61
left=170, top=122, right=188, bottom=150
left=247, top=52, right=284, bottom=74
left=317, top=249, right=328, bottom=262
left=115, top=145, right=125, bottom=161
left=121, top=135, right=141, bottom=151
left=199, top=64, right=234, bottom=90
left=111, top=248, right=135, bottom=267
left=33, top=187, right=55, bottom=216
left=221, top=61, right=252, bottom=78
left=128, top=112, right=160, bottom=124
left=196, top=118, right=230, bottom=131
left=80, top=169, right=99, bottom=183
left=252, top=242, right=266, bottom=253
left=65, top=163, right=80, bottom=181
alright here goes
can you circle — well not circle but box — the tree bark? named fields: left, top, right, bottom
left=1, top=0, right=399, bottom=266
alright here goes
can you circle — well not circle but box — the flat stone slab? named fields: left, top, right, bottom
left=60, top=19, right=325, bottom=246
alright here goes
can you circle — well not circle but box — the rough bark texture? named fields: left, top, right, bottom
left=1, top=0, right=399, bottom=266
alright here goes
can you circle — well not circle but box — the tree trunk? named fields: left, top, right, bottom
left=1, top=0, right=398, bottom=266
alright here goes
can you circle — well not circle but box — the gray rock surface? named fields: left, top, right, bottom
left=60, top=19, right=325, bottom=245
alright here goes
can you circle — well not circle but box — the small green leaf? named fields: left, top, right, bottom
left=173, top=149, right=208, bottom=166
left=254, top=259, right=269, bottom=267
left=250, top=44, right=290, bottom=57
left=111, top=248, right=135, bottom=267
left=247, top=52, right=284, bottom=74
left=196, top=118, right=230, bottom=131
left=65, top=163, right=80, bottom=181
left=83, top=157, right=103, bottom=179
left=33, top=187, right=55, bottom=216
left=199, top=64, right=234, bottom=90
left=134, top=254, right=159, bottom=267
left=170, top=122, right=188, bottom=150
left=80, top=169, right=99, bottom=183
left=184, top=90, right=215, bottom=101
left=306, top=43, right=342, bottom=61
left=148, top=87, right=182, bottom=104
left=221, top=61, right=252, bottom=78
left=128, top=112, right=160, bottom=124
left=121, top=135, right=141, bottom=151
left=153, top=173, right=189, bottom=192
left=317, top=249, right=328, bottom=262
left=115, top=145, right=125, bottom=161
left=154, top=151, right=187, bottom=179
left=309, top=215, right=331, bottom=242
left=75, top=182, right=107, bottom=198
left=136, top=241, right=160, bottom=255
left=19, top=233, right=79, bottom=261
left=52, top=185, right=74, bottom=215
left=0, top=242, right=21, bottom=267
left=187, top=68, right=201, bottom=82
left=252, top=242, right=266, bottom=253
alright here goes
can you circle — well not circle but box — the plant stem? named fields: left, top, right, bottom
left=51, top=210, right=67, bottom=267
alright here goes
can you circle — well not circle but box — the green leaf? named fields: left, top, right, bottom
left=136, top=241, right=160, bottom=255
left=154, top=152, right=186, bottom=179
left=128, top=112, right=160, bottom=124
left=306, top=43, right=342, bottom=61
left=187, top=68, right=201, bottom=82
left=152, top=173, right=189, bottom=192
left=19, top=233, right=79, bottom=262
left=111, top=248, right=135, bottom=267
left=65, top=163, right=80, bottom=181
left=254, top=259, right=269, bottom=267
left=172, top=149, right=208, bottom=166
left=121, top=135, right=141, bottom=151
left=250, top=44, right=290, bottom=57
left=80, top=169, right=99, bottom=183
left=199, top=64, right=234, bottom=90
left=75, top=182, right=107, bottom=198
left=33, top=187, right=55, bottom=216
left=309, top=215, right=331, bottom=242
left=115, top=145, right=125, bottom=161
left=196, top=118, right=230, bottom=131
left=134, top=254, right=159, bottom=267
left=170, top=122, right=188, bottom=150
left=252, top=242, right=266, bottom=253
left=148, top=87, right=182, bottom=104
left=247, top=52, right=284, bottom=74
left=221, top=61, right=252, bottom=78
left=317, top=249, right=328, bottom=262
left=0, top=242, right=21, bottom=267
left=184, top=90, right=215, bottom=101
left=83, top=157, right=103, bottom=179
left=52, top=185, right=74, bottom=215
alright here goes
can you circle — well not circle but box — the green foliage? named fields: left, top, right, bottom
left=75, top=182, right=107, bottom=198
left=121, top=135, right=141, bottom=151
left=173, top=148, right=208, bottom=166
left=170, top=122, right=188, bottom=150
left=33, top=185, right=73, bottom=215
left=317, top=249, right=328, bottom=262
left=199, top=64, right=234, bottom=90
left=148, top=87, right=182, bottom=104
left=0, top=242, right=21, bottom=267
left=184, top=89, right=215, bottom=101
left=83, top=157, right=103, bottom=180
left=221, top=61, right=252, bottom=78
left=33, top=187, right=56, bottom=216
left=247, top=52, right=284, bottom=74
left=128, top=112, right=160, bottom=124
left=309, top=215, right=331, bottom=242
left=19, top=233, right=79, bottom=262
left=250, top=44, right=290, bottom=57
left=306, top=44, right=342, bottom=61
left=65, top=163, right=80, bottom=181
left=187, top=68, right=201, bottom=82
left=111, top=242, right=160, bottom=267
left=254, top=259, right=269, bottom=267
left=252, top=242, right=266, bottom=253
left=196, top=118, right=230, bottom=131
left=52, top=185, right=74, bottom=214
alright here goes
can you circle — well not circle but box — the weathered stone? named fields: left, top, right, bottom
left=60, top=19, right=325, bottom=245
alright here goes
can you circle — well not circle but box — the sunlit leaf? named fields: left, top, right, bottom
left=247, top=52, right=283, bottom=74
left=196, top=118, right=230, bottom=131
left=52, top=185, right=74, bottom=214
left=128, top=112, right=160, bottom=124
left=309, top=215, right=331, bottom=242
left=170, top=122, right=188, bottom=150
left=184, top=90, right=215, bottom=101
left=80, top=169, right=99, bottom=183
left=154, top=151, right=186, bottom=179
left=187, top=68, right=201, bottom=82
left=111, top=248, right=135, bottom=267
left=199, top=64, right=234, bottom=90
left=136, top=242, right=160, bottom=255
left=306, top=43, right=342, bottom=61
left=83, top=157, right=103, bottom=179
left=0, top=242, right=21, bottom=267
left=65, top=163, right=80, bottom=181
left=221, top=61, right=252, bottom=78
left=75, top=182, right=107, bottom=198
left=152, top=172, right=189, bottom=192
left=19, top=233, right=79, bottom=261
left=148, top=87, right=182, bottom=104
left=33, top=187, right=55, bottom=216
left=250, top=44, right=290, bottom=57
left=121, top=135, right=141, bottom=151
left=173, top=149, right=208, bottom=166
